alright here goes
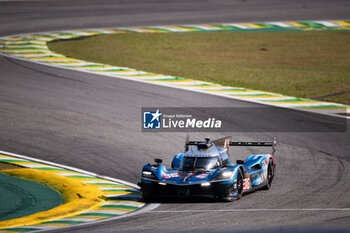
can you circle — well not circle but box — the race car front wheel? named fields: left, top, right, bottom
left=219, top=169, right=243, bottom=202
left=235, top=169, right=244, bottom=200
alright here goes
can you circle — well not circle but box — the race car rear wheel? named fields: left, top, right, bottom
left=264, top=159, right=274, bottom=190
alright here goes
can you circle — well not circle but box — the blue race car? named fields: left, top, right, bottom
left=138, top=136, right=277, bottom=201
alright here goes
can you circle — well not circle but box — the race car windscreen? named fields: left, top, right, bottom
left=181, top=157, right=220, bottom=171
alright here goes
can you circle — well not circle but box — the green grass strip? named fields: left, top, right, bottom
left=78, top=213, right=118, bottom=217
left=180, top=84, right=215, bottom=87
left=230, top=93, right=278, bottom=97
left=119, top=29, right=142, bottom=33
left=106, top=196, right=141, bottom=201
left=297, top=105, right=347, bottom=108
left=41, top=61, right=80, bottom=63
left=89, top=69, right=131, bottom=72
left=55, top=32, right=81, bottom=37
left=23, top=55, right=63, bottom=58
left=122, top=73, right=155, bottom=76
left=1, top=47, right=47, bottom=50
left=256, top=23, right=281, bottom=28
left=33, top=34, right=57, bottom=38
left=80, top=30, right=106, bottom=34
left=207, top=88, right=247, bottom=91
left=147, top=27, right=177, bottom=33
left=145, top=77, right=186, bottom=81
left=143, top=27, right=173, bottom=33
left=52, top=33, right=79, bottom=38
left=43, top=220, right=85, bottom=224
left=48, top=29, right=350, bottom=105
left=34, top=167, right=69, bottom=171
left=299, top=22, right=325, bottom=27
left=214, top=25, right=240, bottom=30
left=16, top=51, right=47, bottom=54
left=4, top=42, right=42, bottom=46
left=176, top=26, right=205, bottom=31
left=66, top=64, right=107, bottom=68
left=261, top=98, right=315, bottom=102
left=180, top=26, right=210, bottom=31
left=0, top=159, right=28, bottom=163
left=0, top=228, right=40, bottom=232
left=101, top=205, right=139, bottom=210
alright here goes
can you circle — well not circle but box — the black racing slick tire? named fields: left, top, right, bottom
left=219, top=169, right=243, bottom=202
left=264, top=159, right=274, bottom=190
left=235, top=168, right=244, bottom=200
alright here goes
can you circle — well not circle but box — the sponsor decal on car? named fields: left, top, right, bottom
left=196, top=173, right=209, bottom=179
left=162, top=173, right=180, bottom=179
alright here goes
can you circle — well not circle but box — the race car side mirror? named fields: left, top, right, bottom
left=154, top=158, right=163, bottom=165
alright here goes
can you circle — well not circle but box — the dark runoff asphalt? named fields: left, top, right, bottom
left=0, top=172, right=63, bottom=221
left=0, top=0, right=350, bottom=232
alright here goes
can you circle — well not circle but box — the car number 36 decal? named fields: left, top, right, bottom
left=243, top=177, right=251, bottom=190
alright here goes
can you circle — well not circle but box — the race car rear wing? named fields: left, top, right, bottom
left=185, top=135, right=277, bottom=155
left=229, top=137, right=277, bottom=155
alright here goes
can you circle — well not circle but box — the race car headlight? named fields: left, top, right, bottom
left=222, top=171, right=234, bottom=178
left=142, top=171, right=157, bottom=179
left=215, top=170, right=234, bottom=180
left=142, top=171, right=152, bottom=176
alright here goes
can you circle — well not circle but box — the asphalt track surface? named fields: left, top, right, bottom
left=0, top=0, right=350, bottom=232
